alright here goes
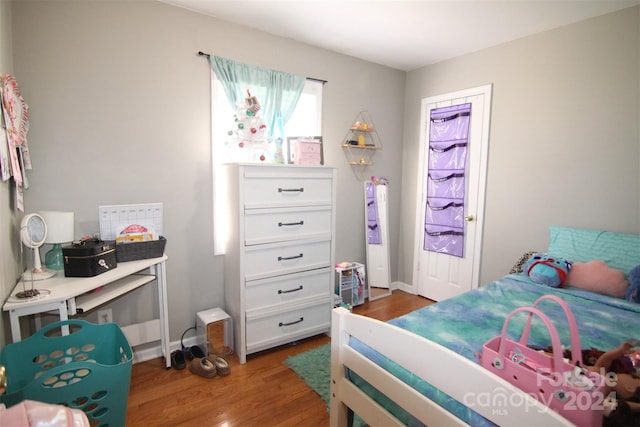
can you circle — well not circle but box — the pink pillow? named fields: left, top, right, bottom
left=566, top=260, right=629, bottom=298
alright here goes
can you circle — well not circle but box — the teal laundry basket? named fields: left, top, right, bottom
left=0, top=319, right=133, bottom=427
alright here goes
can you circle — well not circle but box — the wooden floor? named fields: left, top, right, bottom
left=126, top=290, right=434, bottom=426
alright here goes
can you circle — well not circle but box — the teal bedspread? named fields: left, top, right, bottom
left=349, top=274, right=640, bottom=426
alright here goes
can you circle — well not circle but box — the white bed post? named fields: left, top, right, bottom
left=330, top=307, right=350, bottom=427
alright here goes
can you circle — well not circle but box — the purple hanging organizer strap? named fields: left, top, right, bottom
left=431, top=111, right=471, bottom=123
left=427, top=200, right=464, bottom=210
left=430, top=141, right=468, bottom=153
left=428, top=172, right=465, bottom=182
left=425, top=228, right=464, bottom=237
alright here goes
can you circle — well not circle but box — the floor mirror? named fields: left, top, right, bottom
left=365, top=178, right=391, bottom=301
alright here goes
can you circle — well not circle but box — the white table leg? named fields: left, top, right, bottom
left=9, top=310, right=22, bottom=342
left=8, top=300, right=68, bottom=342
left=156, top=261, right=171, bottom=368
left=59, top=300, right=69, bottom=336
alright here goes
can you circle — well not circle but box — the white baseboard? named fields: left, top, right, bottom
left=130, top=335, right=199, bottom=364
left=129, top=285, right=416, bottom=364
left=131, top=345, right=163, bottom=364
left=392, top=280, right=416, bottom=294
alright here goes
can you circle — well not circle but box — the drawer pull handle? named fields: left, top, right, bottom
left=278, top=221, right=304, bottom=227
left=278, top=253, right=303, bottom=261
left=278, top=285, right=303, bottom=294
left=279, top=317, right=304, bottom=327
left=278, top=187, right=304, bottom=193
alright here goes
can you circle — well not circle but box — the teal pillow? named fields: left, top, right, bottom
left=547, top=226, right=640, bottom=275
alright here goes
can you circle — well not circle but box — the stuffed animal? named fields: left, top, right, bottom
left=566, top=260, right=629, bottom=298
left=626, top=265, right=640, bottom=303
left=523, top=253, right=572, bottom=287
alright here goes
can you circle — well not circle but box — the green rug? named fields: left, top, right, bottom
left=285, top=343, right=367, bottom=426
left=285, top=343, right=332, bottom=406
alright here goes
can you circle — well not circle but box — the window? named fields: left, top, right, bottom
left=212, top=75, right=323, bottom=255
left=284, top=79, right=323, bottom=137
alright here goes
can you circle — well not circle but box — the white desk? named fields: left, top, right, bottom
left=3, top=255, right=171, bottom=368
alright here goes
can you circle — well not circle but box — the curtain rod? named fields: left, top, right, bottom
left=197, top=51, right=327, bottom=84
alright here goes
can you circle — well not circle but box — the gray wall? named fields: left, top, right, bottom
left=399, top=6, right=640, bottom=287
left=5, top=0, right=405, bottom=348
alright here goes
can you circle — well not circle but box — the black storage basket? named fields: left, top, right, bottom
left=116, top=236, right=166, bottom=262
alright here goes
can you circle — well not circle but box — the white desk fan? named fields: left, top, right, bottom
left=21, top=213, right=56, bottom=282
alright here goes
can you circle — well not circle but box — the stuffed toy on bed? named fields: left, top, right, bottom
left=626, top=265, right=640, bottom=303
left=523, top=253, right=572, bottom=287
left=566, top=260, right=629, bottom=299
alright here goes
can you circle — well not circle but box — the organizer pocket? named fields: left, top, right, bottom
left=367, top=220, right=381, bottom=244
left=430, top=107, right=471, bottom=141
left=429, top=140, right=468, bottom=170
left=427, top=170, right=465, bottom=199
left=425, top=198, right=464, bottom=228
left=423, top=224, right=464, bottom=257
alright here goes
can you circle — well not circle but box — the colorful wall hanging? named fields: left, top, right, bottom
left=0, top=74, right=31, bottom=188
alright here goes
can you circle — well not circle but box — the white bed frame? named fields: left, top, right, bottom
left=330, top=307, right=575, bottom=427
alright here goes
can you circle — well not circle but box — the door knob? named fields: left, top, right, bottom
left=464, top=215, right=475, bottom=221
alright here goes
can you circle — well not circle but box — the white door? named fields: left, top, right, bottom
left=413, top=85, right=492, bottom=301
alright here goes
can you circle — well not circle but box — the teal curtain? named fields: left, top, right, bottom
left=210, top=56, right=305, bottom=159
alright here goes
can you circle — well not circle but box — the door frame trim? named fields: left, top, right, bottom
left=412, top=84, right=493, bottom=296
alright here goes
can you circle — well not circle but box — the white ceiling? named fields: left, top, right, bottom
left=161, top=0, right=639, bottom=71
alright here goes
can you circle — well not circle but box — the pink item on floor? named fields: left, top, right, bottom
left=0, top=400, right=89, bottom=427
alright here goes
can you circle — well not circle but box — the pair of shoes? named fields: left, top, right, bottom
left=190, top=357, right=217, bottom=379
left=191, top=345, right=206, bottom=359
left=213, top=356, right=231, bottom=376
left=183, top=347, right=192, bottom=361
left=183, top=345, right=205, bottom=361
left=171, top=349, right=186, bottom=370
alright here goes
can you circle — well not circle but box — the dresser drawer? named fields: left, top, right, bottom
left=246, top=299, right=331, bottom=353
left=244, top=239, right=331, bottom=281
left=245, top=267, right=331, bottom=310
left=245, top=206, right=332, bottom=245
left=243, top=168, right=333, bottom=209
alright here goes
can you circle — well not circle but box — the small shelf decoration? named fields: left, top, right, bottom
left=342, top=111, right=383, bottom=180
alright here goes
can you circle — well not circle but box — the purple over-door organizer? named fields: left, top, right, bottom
left=423, top=103, right=471, bottom=257
left=366, top=182, right=381, bottom=244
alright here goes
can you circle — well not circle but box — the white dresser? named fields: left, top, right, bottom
left=224, top=163, right=336, bottom=363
